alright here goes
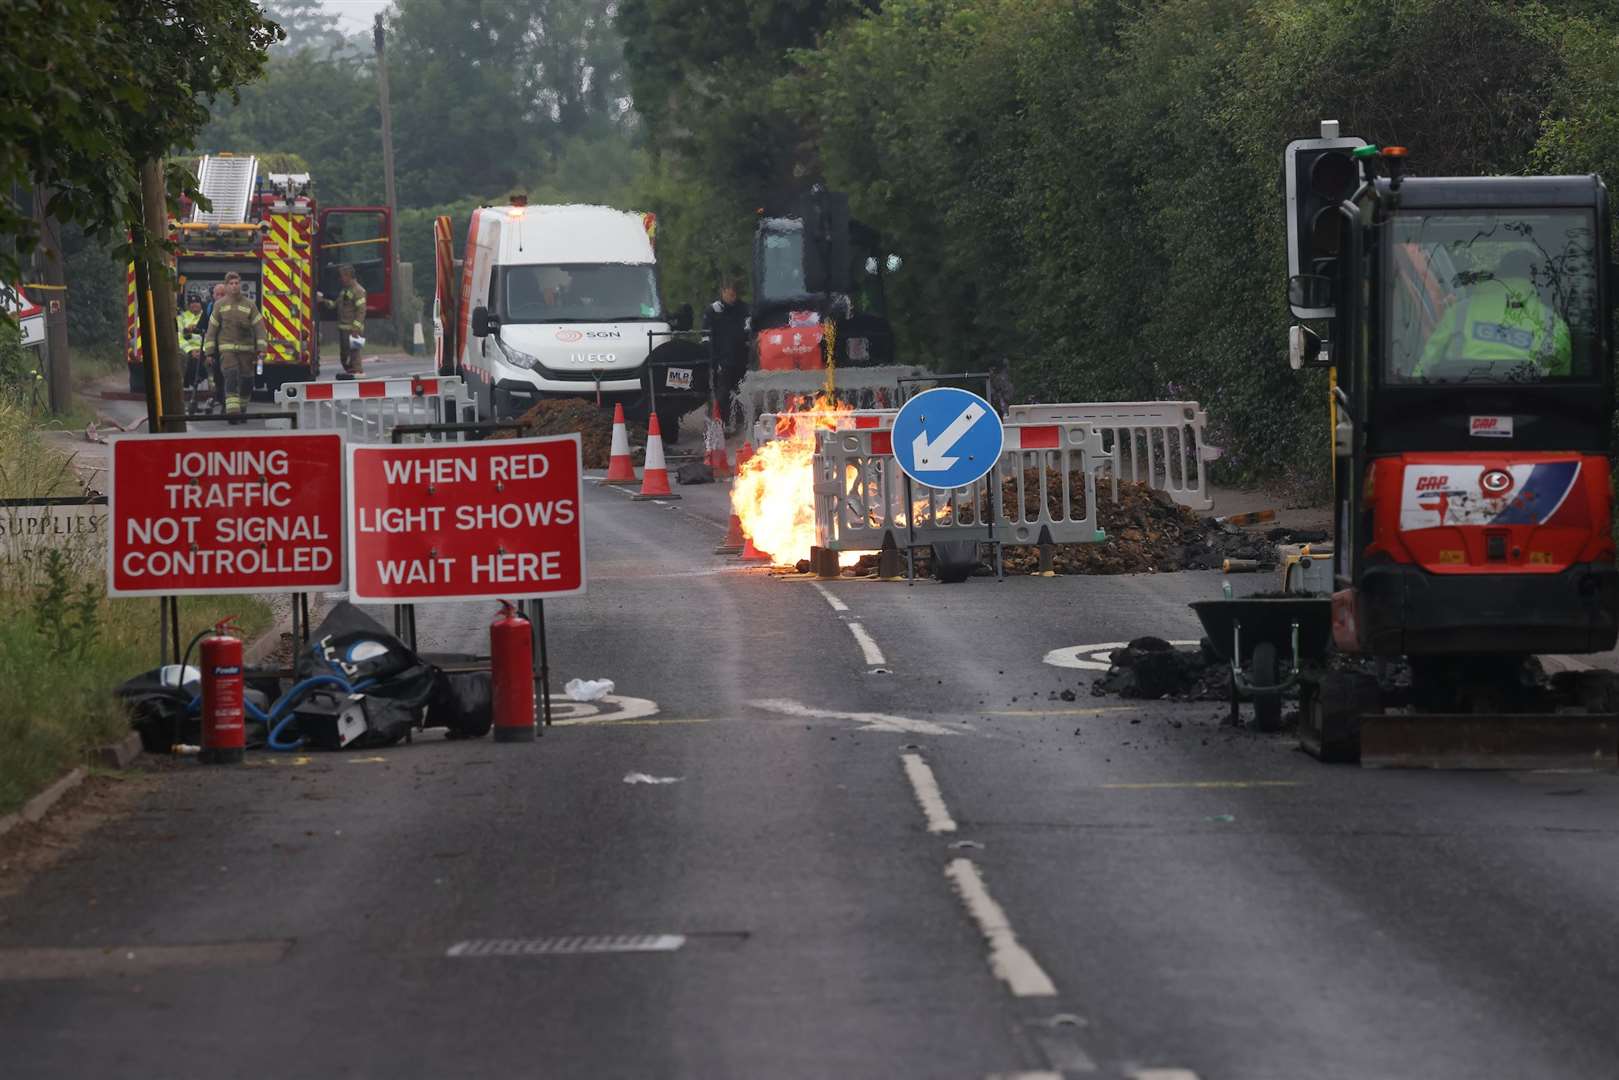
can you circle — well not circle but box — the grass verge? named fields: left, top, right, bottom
left=0, top=395, right=272, bottom=815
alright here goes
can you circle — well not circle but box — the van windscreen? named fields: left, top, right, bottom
left=499, top=264, right=662, bottom=323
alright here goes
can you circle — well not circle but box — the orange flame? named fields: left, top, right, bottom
left=731, top=395, right=865, bottom=566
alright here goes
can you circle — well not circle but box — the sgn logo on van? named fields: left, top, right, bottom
left=555, top=329, right=584, bottom=342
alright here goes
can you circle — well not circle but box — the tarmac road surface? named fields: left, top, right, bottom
left=4, top=436, right=1619, bottom=1079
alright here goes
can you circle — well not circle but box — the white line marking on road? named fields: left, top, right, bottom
left=848, top=622, right=887, bottom=667
left=987, top=1073, right=1063, bottom=1080
left=622, top=772, right=682, bottom=785
left=754, top=698, right=962, bottom=737
left=901, top=753, right=957, bottom=833
left=945, top=858, right=1057, bottom=997
left=546, top=695, right=661, bottom=725
left=1131, top=1070, right=1202, bottom=1080
left=446, top=935, right=685, bottom=957
left=1044, top=640, right=1200, bottom=671
left=811, top=582, right=850, bottom=612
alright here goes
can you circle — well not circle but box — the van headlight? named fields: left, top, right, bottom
left=495, top=337, right=540, bottom=370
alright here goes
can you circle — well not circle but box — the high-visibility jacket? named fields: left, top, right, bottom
left=203, top=296, right=267, bottom=356
left=325, top=282, right=367, bottom=335
left=1415, top=277, right=1572, bottom=377
left=178, top=309, right=204, bottom=354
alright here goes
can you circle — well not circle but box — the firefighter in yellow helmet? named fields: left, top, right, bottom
left=202, top=272, right=266, bottom=422
left=318, top=264, right=367, bottom=378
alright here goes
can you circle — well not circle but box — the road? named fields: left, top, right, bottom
left=6, top=399, right=1619, bottom=1078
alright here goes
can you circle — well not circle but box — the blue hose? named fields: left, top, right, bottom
left=186, top=652, right=376, bottom=752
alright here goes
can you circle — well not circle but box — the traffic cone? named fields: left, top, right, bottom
left=737, top=440, right=755, bottom=469
left=741, top=530, right=770, bottom=562
left=706, top=405, right=733, bottom=478
left=633, top=411, right=679, bottom=500
left=715, top=508, right=745, bottom=554
left=603, top=403, right=637, bottom=484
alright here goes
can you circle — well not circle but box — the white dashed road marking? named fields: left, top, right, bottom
left=847, top=622, right=887, bottom=667
left=901, top=753, right=957, bottom=834
left=945, top=858, right=1057, bottom=998
left=811, top=582, right=850, bottom=612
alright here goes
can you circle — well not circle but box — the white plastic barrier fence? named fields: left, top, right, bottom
left=812, top=419, right=1107, bottom=553
left=275, top=376, right=478, bottom=443
left=1005, top=401, right=1219, bottom=511
left=752, top=409, right=896, bottom=447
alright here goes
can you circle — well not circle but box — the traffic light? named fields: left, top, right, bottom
left=1284, top=121, right=1366, bottom=318
left=801, top=186, right=850, bottom=295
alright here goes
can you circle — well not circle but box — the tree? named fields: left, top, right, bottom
left=264, top=0, right=345, bottom=55
left=1, top=0, right=281, bottom=285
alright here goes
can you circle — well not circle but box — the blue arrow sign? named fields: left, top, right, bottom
left=891, top=387, right=1004, bottom=489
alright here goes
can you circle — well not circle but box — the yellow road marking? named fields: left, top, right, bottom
left=347, top=756, right=388, bottom=764
left=1102, top=780, right=1303, bottom=791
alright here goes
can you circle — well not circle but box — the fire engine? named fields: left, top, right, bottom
left=125, top=153, right=393, bottom=396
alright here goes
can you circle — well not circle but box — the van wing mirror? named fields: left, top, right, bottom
left=1288, top=274, right=1332, bottom=313
left=471, top=306, right=497, bottom=337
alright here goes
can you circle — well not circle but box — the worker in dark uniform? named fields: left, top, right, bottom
left=704, top=275, right=751, bottom=423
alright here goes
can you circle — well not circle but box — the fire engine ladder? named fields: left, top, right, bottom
left=190, top=154, right=259, bottom=225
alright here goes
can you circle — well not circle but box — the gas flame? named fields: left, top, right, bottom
left=731, top=394, right=866, bottom=566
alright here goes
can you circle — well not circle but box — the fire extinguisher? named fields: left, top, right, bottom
left=200, top=618, right=245, bottom=764
left=491, top=601, right=535, bottom=742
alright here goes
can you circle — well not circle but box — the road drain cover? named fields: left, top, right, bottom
left=446, top=934, right=685, bottom=957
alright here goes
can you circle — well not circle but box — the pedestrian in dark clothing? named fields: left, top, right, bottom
left=704, top=276, right=750, bottom=419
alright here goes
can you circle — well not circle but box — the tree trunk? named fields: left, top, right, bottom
left=33, top=190, right=72, bottom=415
left=139, top=159, right=185, bottom=432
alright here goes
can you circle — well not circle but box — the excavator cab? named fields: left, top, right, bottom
left=1284, top=125, right=1619, bottom=766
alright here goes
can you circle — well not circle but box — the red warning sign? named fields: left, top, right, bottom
left=347, top=434, right=584, bottom=603
left=108, top=431, right=345, bottom=596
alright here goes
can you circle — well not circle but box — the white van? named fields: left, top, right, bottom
left=450, top=200, right=698, bottom=424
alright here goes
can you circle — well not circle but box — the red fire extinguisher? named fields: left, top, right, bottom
left=200, top=618, right=245, bottom=765
left=491, top=601, right=535, bottom=742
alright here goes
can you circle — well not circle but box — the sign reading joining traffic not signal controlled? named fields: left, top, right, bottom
left=346, top=434, right=585, bottom=603
left=108, top=431, right=345, bottom=596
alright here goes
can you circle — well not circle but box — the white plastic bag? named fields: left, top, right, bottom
left=565, top=677, right=615, bottom=702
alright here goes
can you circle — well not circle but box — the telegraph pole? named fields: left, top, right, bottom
left=374, top=13, right=405, bottom=351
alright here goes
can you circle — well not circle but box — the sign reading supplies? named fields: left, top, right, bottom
left=108, top=432, right=345, bottom=596
left=347, top=434, right=584, bottom=603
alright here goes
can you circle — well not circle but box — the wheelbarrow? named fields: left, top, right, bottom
left=1190, top=597, right=1334, bottom=731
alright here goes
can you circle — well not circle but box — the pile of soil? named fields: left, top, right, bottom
left=1091, top=637, right=1233, bottom=702
left=498, top=399, right=643, bottom=469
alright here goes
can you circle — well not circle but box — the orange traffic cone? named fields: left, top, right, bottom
left=633, top=411, right=679, bottom=500
left=706, top=405, right=732, bottom=478
left=737, top=440, right=755, bottom=469
left=740, top=530, right=770, bottom=562
left=603, top=403, right=637, bottom=484
left=715, top=510, right=745, bottom=555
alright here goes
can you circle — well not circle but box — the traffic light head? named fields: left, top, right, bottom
left=1284, top=123, right=1366, bottom=318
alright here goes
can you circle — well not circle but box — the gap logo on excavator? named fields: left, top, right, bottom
left=1284, top=120, right=1619, bottom=767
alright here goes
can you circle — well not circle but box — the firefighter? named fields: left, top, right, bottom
left=178, top=296, right=207, bottom=403
left=203, top=271, right=266, bottom=422
left=318, top=264, right=367, bottom=378
left=1414, top=248, right=1573, bottom=379
left=704, top=275, right=750, bottom=416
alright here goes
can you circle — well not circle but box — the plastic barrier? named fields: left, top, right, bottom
left=735, top=367, right=927, bottom=434
left=1006, top=401, right=1219, bottom=511
left=812, top=420, right=1108, bottom=553
left=274, top=375, right=478, bottom=443
left=751, top=409, right=896, bottom=448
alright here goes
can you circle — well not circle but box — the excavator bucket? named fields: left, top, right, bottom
left=1358, top=713, right=1619, bottom=770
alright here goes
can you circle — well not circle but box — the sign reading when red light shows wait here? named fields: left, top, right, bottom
left=346, top=434, right=584, bottom=603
